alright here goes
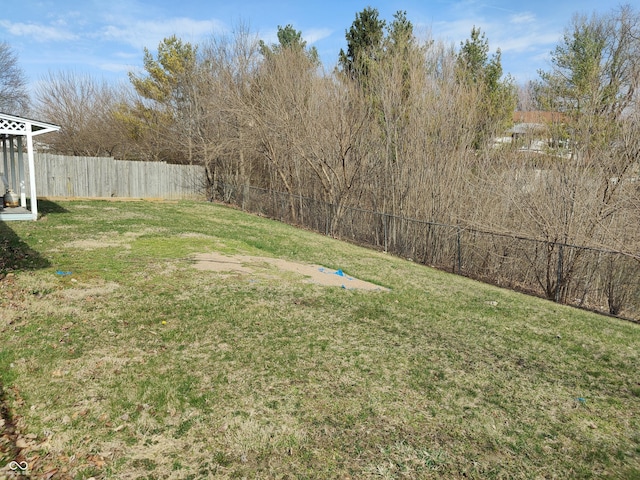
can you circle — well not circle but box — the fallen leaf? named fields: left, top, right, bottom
left=16, top=437, right=29, bottom=449
left=88, top=454, right=106, bottom=468
left=72, top=409, right=89, bottom=419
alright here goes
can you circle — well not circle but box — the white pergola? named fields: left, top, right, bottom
left=0, top=112, right=60, bottom=221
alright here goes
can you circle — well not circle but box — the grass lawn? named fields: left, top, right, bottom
left=1, top=199, right=639, bottom=479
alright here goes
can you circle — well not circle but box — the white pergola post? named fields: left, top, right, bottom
left=25, top=126, right=38, bottom=219
left=9, top=136, right=17, bottom=191
left=1, top=136, right=8, bottom=189
left=18, top=136, right=26, bottom=208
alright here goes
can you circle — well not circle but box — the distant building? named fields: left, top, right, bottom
left=503, top=111, right=569, bottom=152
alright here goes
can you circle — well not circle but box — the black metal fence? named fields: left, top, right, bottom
left=216, top=181, right=640, bottom=322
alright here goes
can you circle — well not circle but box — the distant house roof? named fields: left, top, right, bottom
left=508, top=123, right=546, bottom=135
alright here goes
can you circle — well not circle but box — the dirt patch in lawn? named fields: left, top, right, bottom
left=192, top=252, right=389, bottom=291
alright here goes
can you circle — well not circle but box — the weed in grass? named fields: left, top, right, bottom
left=131, top=457, right=158, bottom=470
left=174, top=419, right=194, bottom=438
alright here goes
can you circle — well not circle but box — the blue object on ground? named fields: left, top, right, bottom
left=56, top=270, right=72, bottom=276
left=335, top=269, right=344, bottom=277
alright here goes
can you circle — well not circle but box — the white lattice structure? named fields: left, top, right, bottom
left=0, top=112, right=60, bottom=221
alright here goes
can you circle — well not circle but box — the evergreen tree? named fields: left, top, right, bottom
left=129, top=35, right=197, bottom=109
left=456, top=27, right=516, bottom=148
left=124, top=36, right=199, bottom=162
left=259, top=24, right=319, bottom=65
left=535, top=6, right=640, bottom=158
left=338, top=7, right=386, bottom=82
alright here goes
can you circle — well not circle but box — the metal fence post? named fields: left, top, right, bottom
left=383, top=213, right=388, bottom=252
left=555, top=244, right=564, bottom=303
left=457, top=227, right=462, bottom=274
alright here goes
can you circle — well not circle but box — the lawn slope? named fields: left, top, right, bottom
left=1, top=199, right=638, bottom=479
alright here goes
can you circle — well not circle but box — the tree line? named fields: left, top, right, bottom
left=2, top=5, right=639, bottom=313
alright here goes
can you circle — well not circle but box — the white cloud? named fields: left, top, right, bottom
left=98, top=62, right=135, bottom=73
left=432, top=12, right=562, bottom=56
left=495, top=31, right=561, bottom=54
left=0, top=20, right=79, bottom=42
left=112, top=51, right=140, bottom=60
left=100, top=17, right=227, bottom=50
left=305, top=28, right=333, bottom=44
left=431, top=19, right=478, bottom=44
left=509, top=12, right=536, bottom=24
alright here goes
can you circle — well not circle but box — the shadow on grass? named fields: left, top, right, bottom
left=0, top=213, right=55, bottom=278
left=37, top=198, right=70, bottom=216
left=0, top=222, right=51, bottom=276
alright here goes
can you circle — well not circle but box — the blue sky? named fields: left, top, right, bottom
left=1, top=0, right=626, bottom=89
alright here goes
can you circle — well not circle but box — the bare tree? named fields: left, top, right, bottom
left=34, top=71, right=128, bottom=157
left=0, top=42, right=30, bottom=114
left=197, top=24, right=263, bottom=199
left=516, top=81, right=539, bottom=111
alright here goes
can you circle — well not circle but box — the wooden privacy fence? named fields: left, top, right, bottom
left=32, top=153, right=205, bottom=199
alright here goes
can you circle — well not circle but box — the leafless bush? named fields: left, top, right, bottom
left=34, top=71, right=130, bottom=157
